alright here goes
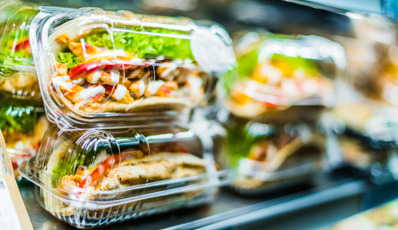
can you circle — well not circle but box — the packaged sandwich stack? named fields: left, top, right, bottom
left=0, top=1, right=50, bottom=178
left=329, top=15, right=398, bottom=181
left=18, top=6, right=235, bottom=228
left=216, top=31, right=346, bottom=195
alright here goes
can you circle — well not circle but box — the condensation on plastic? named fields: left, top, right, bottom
left=29, top=6, right=235, bottom=130
left=0, top=97, right=49, bottom=178
left=0, top=1, right=40, bottom=99
left=220, top=32, right=347, bottom=119
left=19, top=124, right=228, bottom=228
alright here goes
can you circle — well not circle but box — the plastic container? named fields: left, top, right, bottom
left=219, top=33, right=346, bottom=121
left=29, top=6, right=235, bottom=129
left=0, top=97, right=49, bottom=178
left=336, top=134, right=390, bottom=170
left=0, top=1, right=40, bottom=99
left=327, top=101, right=398, bottom=182
left=19, top=124, right=227, bottom=228
left=218, top=113, right=326, bottom=195
left=333, top=15, right=398, bottom=106
left=332, top=101, right=398, bottom=149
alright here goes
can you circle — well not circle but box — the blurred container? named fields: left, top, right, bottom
left=0, top=1, right=40, bottom=99
left=328, top=15, right=398, bottom=177
left=333, top=101, right=398, bottom=148
left=0, top=97, right=49, bottom=178
left=19, top=124, right=227, bottom=228
left=219, top=32, right=346, bottom=123
left=217, top=112, right=326, bottom=195
left=334, top=15, right=398, bottom=105
left=331, top=198, right=398, bottom=230
left=328, top=101, right=398, bottom=181
left=30, top=6, right=235, bottom=129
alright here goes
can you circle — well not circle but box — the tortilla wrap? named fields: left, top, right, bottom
left=42, top=149, right=207, bottom=217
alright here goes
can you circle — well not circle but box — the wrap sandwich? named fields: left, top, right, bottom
left=225, top=120, right=324, bottom=193
left=0, top=98, right=49, bottom=177
left=0, top=2, right=39, bottom=98
left=332, top=102, right=394, bottom=169
left=48, top=12, right=209, bottom=115
left=24, top=126, right=212, bottom=222
left=222, top=34, right=333, bottom=120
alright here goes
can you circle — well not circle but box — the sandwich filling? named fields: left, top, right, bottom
left=51, top=28, right=206, bottom=113
left=56, top=151, right=206, bottom=192
left=0, top=103, right=49, bottom=171
left=224, top=51, right=331, bottom=117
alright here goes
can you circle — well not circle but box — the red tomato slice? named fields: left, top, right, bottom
left=11, top=161, right=18, bottom=170
left=69, top=62, right=107, bottom=80
left=79, top=154, right=128, bottom=188
left=69, top=61, right=148, bottom=79
left=262, top=101, right=278, bottom=107
left=14, top=39, right=30, bottom=52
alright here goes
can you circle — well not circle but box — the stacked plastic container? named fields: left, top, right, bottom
left=0, top=1, right=50, bottom=177
left=216, top=31, right=347, bottom=195
left=18, top=6, right=235, bottom=228
left=329, top=15, right=398, bottom=182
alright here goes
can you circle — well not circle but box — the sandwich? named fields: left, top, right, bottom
left=0, top=2, right=39, bottom=98
left=332, top=102, right=394, bottom=168
left=226, top=121, right=324, bottom=193
left=38, top=131, right=208, bottom=217
left=222, top=35, right=332, bottom=120
left=0, top=99, right=48, bottom=176
left=48, top=13, right=208, bottom=114
left=333, top=101, right=398, bottom=148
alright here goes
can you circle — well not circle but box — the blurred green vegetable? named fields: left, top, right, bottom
left=57, top=28, right=195, bottom=69
left=56, top=52, right=82, bottom=69
left=0, top=101, right=37, bottom=134
left=226, top=121, right=274, bottom=168
left=87, top=28, right=194, bottom=60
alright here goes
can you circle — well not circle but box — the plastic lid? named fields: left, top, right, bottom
left=0, top=1, right=40, bottom=99
left=221, top=33, right=347, bottom=119
left=30, top=7, right=235, bottom=129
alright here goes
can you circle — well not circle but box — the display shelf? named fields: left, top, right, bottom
left=285, top=0, right=382, bottom=14
left=18, top=173, right=371, bottom=229
left=285, top=0, right=398, bottom=20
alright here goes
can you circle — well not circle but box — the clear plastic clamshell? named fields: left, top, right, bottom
left=219, top=114, right=326, bottom=195
left=30, top=6, right=235, bottom=129
left=328, top=101, right=398, bottom=171
left=220, top=32, right=346, bottom=120
left=19, top=124, right=226, bottom=228
left=333, top=101, right=398, bottom=149
left=0, top=1, right=40, bottom=99
left=0, top=97, right=49, bottom=178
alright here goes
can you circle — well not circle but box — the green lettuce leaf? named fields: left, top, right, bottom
left=0, top=101, right=37, bottom=134
left=226, top=122, right=274, bottom=169
left=56, top=52, right=82, bottom=69
left=270, top=53, right=320, bottom=76
left=85, top=28, right=194, bottom=60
